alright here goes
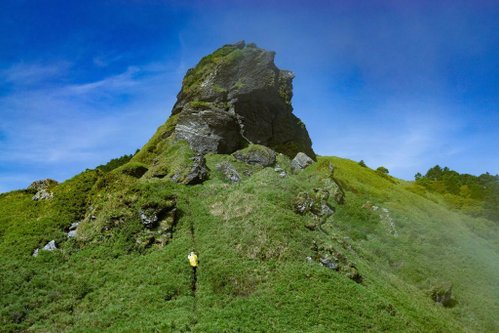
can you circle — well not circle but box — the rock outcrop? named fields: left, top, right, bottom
left=168, top=41, right=315, bottom=159
left=28, top=179, right=58, bottom=201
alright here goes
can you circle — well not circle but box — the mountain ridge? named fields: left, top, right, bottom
left=0, top=43, right=498, bottom=332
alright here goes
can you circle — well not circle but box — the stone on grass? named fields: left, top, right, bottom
left=233, top=145, right=277, bottom=167
left=33, top=240, right=57, bottom=257
left=217, top=161, right=241, bottom=183
left=291, top=152, right=314, bottom=170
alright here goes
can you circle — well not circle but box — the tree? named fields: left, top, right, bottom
left=358, top=160, right=367, bottom=167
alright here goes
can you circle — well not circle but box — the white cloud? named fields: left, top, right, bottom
left=2, top=62, right=70, bottom=85
left=0, top=59, right=184, bottom=192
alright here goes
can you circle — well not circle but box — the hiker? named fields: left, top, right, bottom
left=188, top=251, right=198, bottom=269
left=188, top=251, right=198, bottom=292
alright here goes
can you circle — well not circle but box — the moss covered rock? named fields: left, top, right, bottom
left=232, top=144, right=277, bottom=167
left=145, top=41, right=315, bottom=158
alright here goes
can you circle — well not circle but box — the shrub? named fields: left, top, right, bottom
left=376, top=166, right=389, bottom=174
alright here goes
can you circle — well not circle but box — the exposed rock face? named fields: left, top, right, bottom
left=169, top=41, right=315, bottom=159
left=28, top=179, right=58, bottom=201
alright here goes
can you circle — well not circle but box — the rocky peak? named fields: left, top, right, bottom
left=169, top=41, right=316, bottom=159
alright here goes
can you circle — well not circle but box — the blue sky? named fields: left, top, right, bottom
left=1, top=0, right=498, bottom=192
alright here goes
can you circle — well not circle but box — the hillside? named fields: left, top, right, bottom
left=1, top=42, right=498, bottom=332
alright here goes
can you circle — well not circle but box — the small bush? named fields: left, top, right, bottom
left=376, top=166, right=389, bottom=174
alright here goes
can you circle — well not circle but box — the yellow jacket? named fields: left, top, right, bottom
left=188, top=252, right=198, bottom=267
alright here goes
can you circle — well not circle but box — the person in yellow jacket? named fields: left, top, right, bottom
left=188, top=251, right=198, bottom=269
left=188, top=251, right=198, bottom=292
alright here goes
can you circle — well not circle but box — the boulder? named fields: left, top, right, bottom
left=159, top=41, right=315, bottom=159
left=32, top=240, right=57, bottom=257
left=291, top=152, right=314, bottom=170
left=217, top=161, right=241, bottom=183
left=233, top=144, right=277, bottom=167
left=183, top=155, right=209, bottom=185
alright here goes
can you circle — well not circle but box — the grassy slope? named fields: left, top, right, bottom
left=0, top=154, right=498, bottom=332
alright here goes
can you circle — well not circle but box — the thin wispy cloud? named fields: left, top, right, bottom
left=2, top=62, right=70, bottom=86
left=0, top=59, right=184, bottom=190
left=1, top=1, right=498, bottom=192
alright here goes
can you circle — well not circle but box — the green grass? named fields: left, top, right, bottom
left=1, top=150, right=498, bottom=332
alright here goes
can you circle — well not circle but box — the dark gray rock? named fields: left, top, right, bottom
left=166, top=42, right=315, bottom=159
left=183, top=155, right=209, bottom=185
left=217, top=161, right=241, bottom=183
left=233, top=145, right=277, bottom=167
left=291, top=152, right=314, bottom=170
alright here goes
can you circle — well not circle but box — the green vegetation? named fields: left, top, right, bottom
left=1, top=148, right=498, bottom=332
left=96, top=154, right=133, bottom=173
left=190, top=101, right=213, bottom=109
left=376, top=166, right=389, bottom=174
left=414, top=165, right=499, bottom=220
left=181, top=44, right=244, bottom=96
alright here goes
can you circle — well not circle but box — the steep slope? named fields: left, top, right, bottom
left=1, top=155, right=498, bottom=332
left=1, top=43, right=498, bottom=332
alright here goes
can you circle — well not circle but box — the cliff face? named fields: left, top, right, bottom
left=169, top=41, right=316, bottom=159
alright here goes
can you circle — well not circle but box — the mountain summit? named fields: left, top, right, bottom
left=0, top=42, right=498, bottom=332
left=166, top=41, right=315, bottom=158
